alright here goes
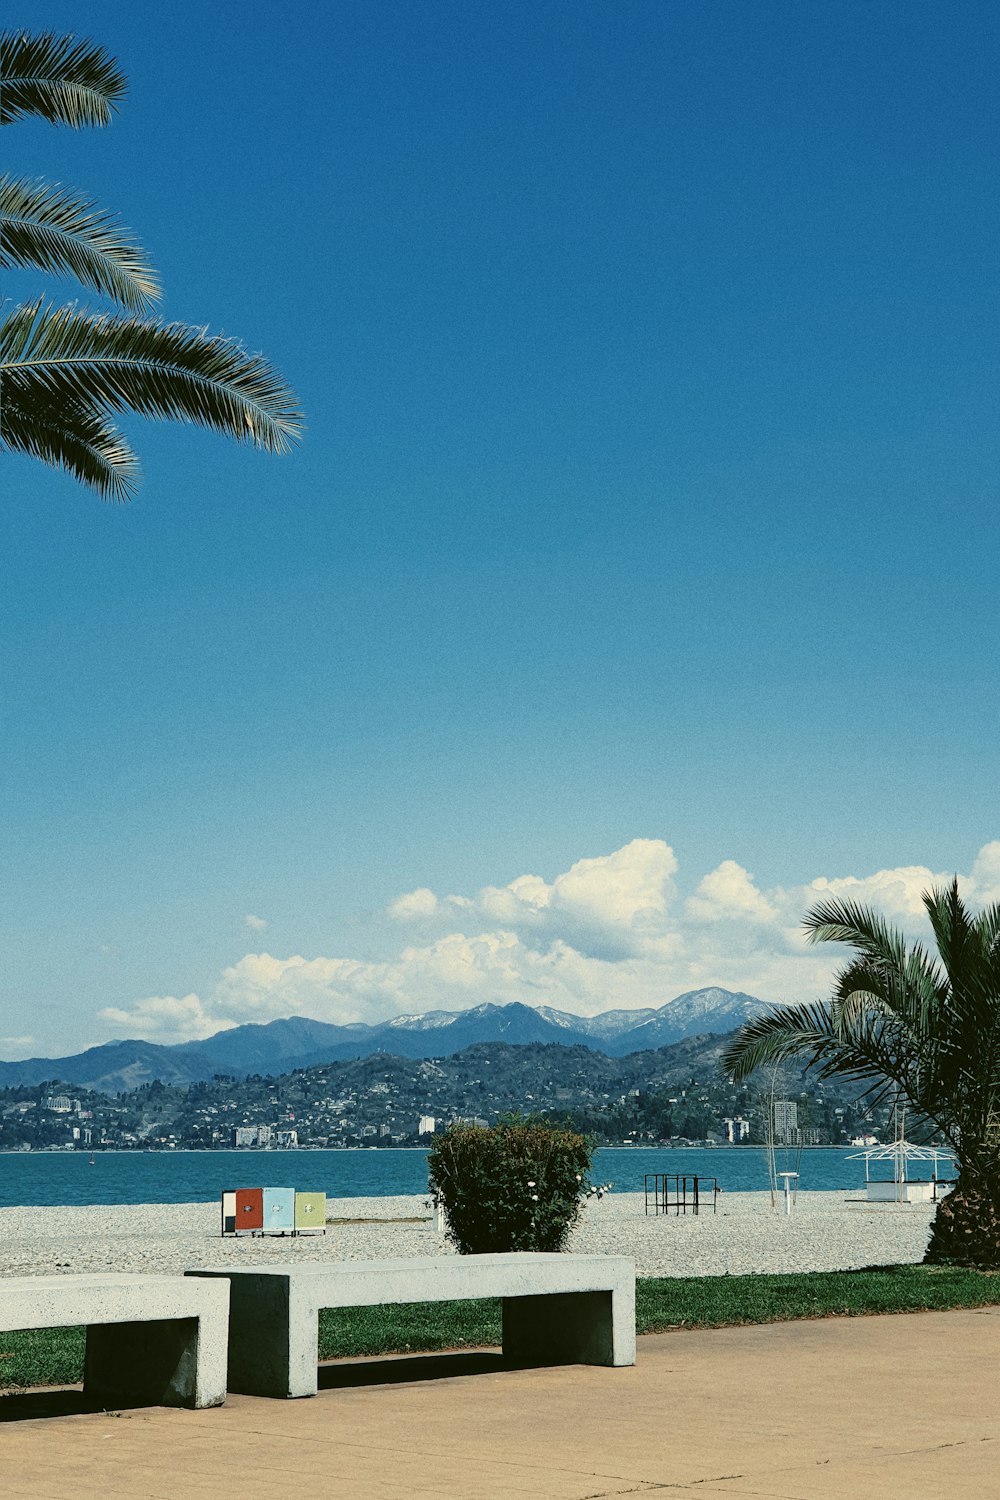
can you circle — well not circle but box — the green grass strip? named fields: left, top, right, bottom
left=318, top=1297, right=502, bottom=1358
left=0, top=1325, right=85, bottom=1390
left=3, top=1266, right=1000, bottom=1391
left=635, top=1264, right=1000, bottom=1331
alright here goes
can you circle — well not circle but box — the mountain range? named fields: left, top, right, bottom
left=0, top=987, right=769, bottom=1095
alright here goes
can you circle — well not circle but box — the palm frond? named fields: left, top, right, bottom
left=723, top=1001, right=868, bottom=1082
left=0, top=384, right=138, bottom=499
left=804, top=895, right=916, bottom=974
left=832, top=947, right=945, bottom=1042
left=722, top=881, right=1000, bottom=1173
left=1, top=300, right=303, bottom=456
left=924, top=880, right=977, bottom=990
left=723, top=998, right=958, bottom=1143
left=0, top=32, right=126, bottom=127
left=973, top=900, right=1000, bottom=961
left=1, top=176, right=160, bottom=311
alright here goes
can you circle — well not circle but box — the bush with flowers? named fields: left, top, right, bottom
left=427, top=1115, right=595, bottom=1254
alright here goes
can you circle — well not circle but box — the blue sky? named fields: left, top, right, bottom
left=3, top=2, right=999, bottom=1055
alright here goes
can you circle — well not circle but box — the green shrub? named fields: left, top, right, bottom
left=427, top=1117, right=594, bottom=1254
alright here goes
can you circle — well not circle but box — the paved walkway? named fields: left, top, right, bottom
left=2, top=1309, right=998, bottom=1497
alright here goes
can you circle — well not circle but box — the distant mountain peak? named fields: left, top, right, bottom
left=0, top=986, right=769, bottom=1093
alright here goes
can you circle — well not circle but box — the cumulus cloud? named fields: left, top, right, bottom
left=98, top=993, right=237, bottom=1046
left=970, top=842, right=1000, bottom=904
left=424, top=839, right=679, bottom=960
left=803, top=865, right=950, bottom=924
left=0, top=1035, right=35, bottom=1058
left=244, top=914, right=268, bottom=932
left=97, top=839, right=1000, bottom=1044
left=387, top=887, right=439, bottom=920
left=686, top=860, right=778, bottom=925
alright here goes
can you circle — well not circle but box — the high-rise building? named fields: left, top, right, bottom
left=773, top=1100, right=799, bottom=1143
left=418, top=1115, right=436, bottom=1136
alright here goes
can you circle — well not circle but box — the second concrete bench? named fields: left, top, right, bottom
left=0, top=1273, right=230, bottom=1409
left=190, top=1253, right=635, bottom=1398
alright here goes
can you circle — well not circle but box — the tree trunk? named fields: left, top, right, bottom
left=924, top=1169, right=1000, bottom=1269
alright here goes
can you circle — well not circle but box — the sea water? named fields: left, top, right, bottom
left=0, top=1146, right=885, bottom=1209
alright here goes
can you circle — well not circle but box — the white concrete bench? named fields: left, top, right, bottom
left=0, top=1274, right=229, bottom=1409
left=190, top=1253, right=635, bottom=1399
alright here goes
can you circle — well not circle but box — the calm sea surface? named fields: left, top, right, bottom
left=0, top=1146, right=889, bottom=1209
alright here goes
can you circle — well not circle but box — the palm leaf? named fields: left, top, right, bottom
left=0, top=32, right=126, bottom=127
left=723, top=999, right=958, bottom=1145
left=1, top=301, right=303, bottom=457
left=804, top=895, right=916, bottom=975
left=725, top=882, right=1000, bottom=1174
left=924, top=881, right=978, bottom=1000
left=1, top=176, right=160, bottom=311
left=724, top=999, right=905, bottom=1094
left=1, top=384, right=138, bottom=500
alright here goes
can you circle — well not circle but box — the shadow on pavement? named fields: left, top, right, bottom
left=0, top=1387, right=125, bottom=1422
left=0, top=1350, right=513, bottom=1417
left=318, top=1350, right=508, bottom=1389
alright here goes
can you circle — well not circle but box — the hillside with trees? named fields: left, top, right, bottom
left=0, top=1031, right=885, bottom=1152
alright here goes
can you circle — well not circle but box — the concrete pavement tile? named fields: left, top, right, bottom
left=685, top=1439, right=1000, bottom=1499
left=3, top=1308, right=1000, bottom=1499
left=0, top=1404, right=663, bottom=1500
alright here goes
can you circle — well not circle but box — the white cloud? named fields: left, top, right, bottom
left=97, top=839, right=1000, bottom=1045
left=802, top=864, right=948, bottom=925
left=244, top=914, right=268, bottom=932
left=98, top=993, right=236, bottom=1046
left=387, top=887, right=439, bottom=920
left=551, top=839, right=677, bottom=935
left=686, top=861, right=777, bottom=925
left=970, top=842, right=1000, bottom=904
left=0, top=1035, right=35, bottom=1058
left=437, top=839, right=679, bottom=960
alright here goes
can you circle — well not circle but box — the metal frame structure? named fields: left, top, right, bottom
left=644, top=1173, right=719, bottom=1215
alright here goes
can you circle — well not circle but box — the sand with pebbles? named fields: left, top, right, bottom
left=0, top=1190, right=935, bottom=1280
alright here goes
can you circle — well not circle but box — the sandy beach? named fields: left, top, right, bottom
left=0, top=1190, right=936, bottom=1280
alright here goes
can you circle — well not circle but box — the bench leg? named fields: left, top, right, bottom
left=502, top=1288, right=636, bottom=1367
left=84, top=1316, right=224, bottom=1409
left=224, top=1276, right=318, bottom=1398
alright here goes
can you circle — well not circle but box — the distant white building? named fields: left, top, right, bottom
left=44, top=1095, right=79, bottom=1114
left=418, top=1115, right=436, bottom=1136
left=232, top=1124, right=274, bottom=1148
left=275, top=1128, right=298, bottom=1148
left=773, top=1100, right=799, bottom=1143
left=723, top=1116, right=750, bottom=1143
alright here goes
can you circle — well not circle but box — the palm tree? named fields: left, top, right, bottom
left=1, top=31, right=301, bottom=498
left=723, top=880, right=1000, bottom=1269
